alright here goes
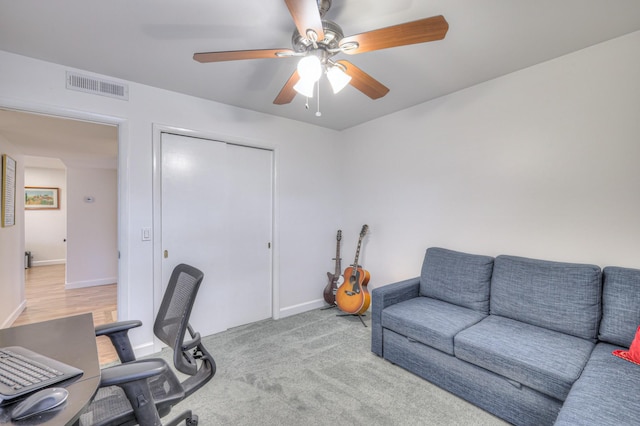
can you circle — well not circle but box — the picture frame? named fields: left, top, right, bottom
left=25, top=186, right=60, bottom=210
left=2, top=154, right=17, bottom=227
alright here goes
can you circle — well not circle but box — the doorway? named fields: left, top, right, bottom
left=157, top=131, right=274, bottom=338
left=0, top=106, right=122, bottom=332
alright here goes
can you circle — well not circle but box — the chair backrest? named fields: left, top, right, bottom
left=153, top=263, right=205, bottom=375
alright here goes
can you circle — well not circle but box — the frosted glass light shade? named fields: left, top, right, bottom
left=327, top=66, right=352, bottom=94
left=297, top=55, right=322, bottom=82
left=293, top=77, right=316, bottom=98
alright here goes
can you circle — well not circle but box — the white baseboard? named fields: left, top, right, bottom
left=133, top=341, right=157, bottom=358
left=2, top=300, right=27, bottom=328
left=279, top=298, right=326, bottom=318
left=31, top=259, right=66, bottom=267
left=66, top=277, right=117, bottom=289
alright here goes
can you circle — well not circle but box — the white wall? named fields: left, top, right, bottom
left=24, top=167, right=67, bottom=265
left=0, top=137, right=25, bottom=327
left=0, top=50, right=343, bottom=354
left=342, top=31, right=640, bottom=287
left=66, top=167, right=117, bottom=288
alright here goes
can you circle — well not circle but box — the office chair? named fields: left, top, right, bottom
left=78, top=263, right=216, bottom=426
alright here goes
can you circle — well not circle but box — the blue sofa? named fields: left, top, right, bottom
left=371, top=247, right=640, bottom=425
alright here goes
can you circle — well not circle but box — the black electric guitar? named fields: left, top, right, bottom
left=335, top=225, right=370, bottom=315
left=323, top=230, right=343, bottom=305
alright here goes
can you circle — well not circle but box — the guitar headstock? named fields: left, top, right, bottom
left=360, top=224, right=369, bottom=238
left=337, top=230, right=342, bottom=241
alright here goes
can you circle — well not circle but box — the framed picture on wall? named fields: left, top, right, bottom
left=2, top=154, right=17, bottom=227
left=25, top=186, right=60, bottom=210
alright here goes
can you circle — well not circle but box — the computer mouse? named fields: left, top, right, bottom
left=10, top=387, right=69, bottom=421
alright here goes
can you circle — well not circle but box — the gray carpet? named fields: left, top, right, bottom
left=161, top=308, right=509, bottom=425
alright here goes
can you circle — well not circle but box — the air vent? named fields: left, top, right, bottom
left=66, top=71, right=129, bottom=100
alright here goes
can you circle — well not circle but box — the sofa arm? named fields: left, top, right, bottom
left=371, top=277, right=421, bottom=356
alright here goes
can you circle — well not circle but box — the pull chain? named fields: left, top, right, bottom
left=315, top=79, right=322, bottom=117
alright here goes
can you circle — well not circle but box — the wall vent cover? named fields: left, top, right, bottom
left=66, top=71, right=129, bottom=100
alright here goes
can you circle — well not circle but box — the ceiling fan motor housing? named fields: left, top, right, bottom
left=291, top=20, right=344, bottom=56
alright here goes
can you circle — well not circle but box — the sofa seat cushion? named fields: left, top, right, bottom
left=382, top=296, right=486, bottom=355
left=420, top=247, right=494, bottom=314
left=454, top=315, right=594, bottom=401
left=554, top=343, right=640, bottom=425
left=490, top=255, right=601, bottom=340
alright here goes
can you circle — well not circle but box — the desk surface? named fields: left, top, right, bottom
left=0, top=313, right=101, bottom=425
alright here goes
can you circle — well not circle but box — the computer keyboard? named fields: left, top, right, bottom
left=0, top=346, right=83, bottom=402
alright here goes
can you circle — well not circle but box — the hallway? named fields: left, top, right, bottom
left=14, top=264, right=118, bottom=365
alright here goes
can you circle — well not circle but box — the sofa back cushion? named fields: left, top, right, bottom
left=599, top=266, right=640, bottom=348
left=420, top=247, right=494, bottom=314
left=490, top=255, right=602, bottom=340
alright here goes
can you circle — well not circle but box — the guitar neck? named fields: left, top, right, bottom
left=350, top=225, right=368, bottom=277
left=351, top=238, right=363, bottom=276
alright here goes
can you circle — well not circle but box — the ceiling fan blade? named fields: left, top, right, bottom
left=284, top=0, right=325, bottom=41
left=194, top=48, right=295, bottom=63
left=340, top=15, right=448, bottom=55
left=273, top=70, right=300, bottom=105
left=337, top=60, right=389, bottom=100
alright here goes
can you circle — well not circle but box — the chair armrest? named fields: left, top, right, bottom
left=100, top=359, right=168, bottom=387
left=95, top=320, right=143, bottom=363
left=371, top=277, right=421, bottom=356
left=95, top=320, right=142, bottom=337
left=100, top=359, right=169, bottom=425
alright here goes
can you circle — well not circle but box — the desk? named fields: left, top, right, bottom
left=0, top=314, right=101, bottom=425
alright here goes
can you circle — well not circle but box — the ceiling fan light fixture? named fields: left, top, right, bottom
left=327, top=65, right=351, bottom=94
left=296, top=55, right=322, bottom=82
left=293, top=77, right=316, bottom=98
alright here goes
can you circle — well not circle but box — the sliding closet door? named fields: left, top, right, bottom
left=225, top=143, right=273, bottom=328
left=160, top=133, right=272, bottom=336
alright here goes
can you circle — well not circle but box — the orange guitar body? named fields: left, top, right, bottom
left=335, top=265, right=371, bottom=315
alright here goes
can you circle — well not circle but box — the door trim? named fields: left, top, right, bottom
left=0, top=96, right=129, bottom=325
left=151, top=124, right=279, bottom=351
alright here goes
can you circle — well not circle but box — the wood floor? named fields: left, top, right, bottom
left=13, top=264, right=119, bottom=366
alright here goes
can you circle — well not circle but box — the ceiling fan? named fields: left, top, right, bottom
left=193, top=0, right=448, bottom=105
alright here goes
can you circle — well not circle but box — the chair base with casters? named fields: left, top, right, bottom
left=78, top=264, right=216, bottom=426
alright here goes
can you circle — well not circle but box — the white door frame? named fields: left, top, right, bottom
left=151, top=124, right=279, bottom=351
left=0, top=97, right=129, bottom=323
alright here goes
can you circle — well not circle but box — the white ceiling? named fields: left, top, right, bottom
left=1, top=1, right=640, bottom=131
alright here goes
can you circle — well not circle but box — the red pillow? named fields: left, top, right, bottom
left=613, top=325, right=640, bottom=365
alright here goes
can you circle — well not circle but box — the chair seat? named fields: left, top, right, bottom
left=79, top=365, right=185, bottom=426
left=79, top=386, right=130, bottom=426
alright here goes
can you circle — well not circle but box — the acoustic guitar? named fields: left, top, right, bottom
left=323, top=230, right=343, bottom=306
left=335, top=225, right=371, bottom=315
